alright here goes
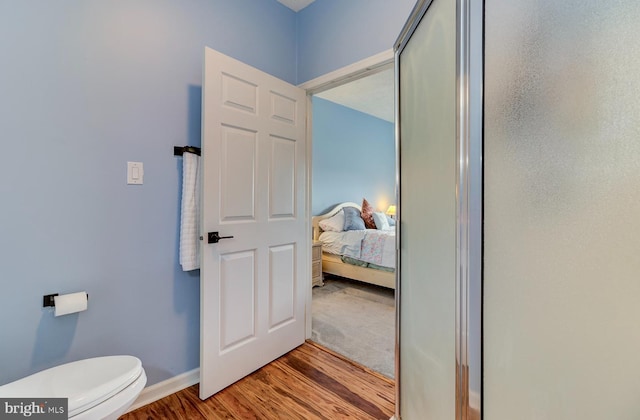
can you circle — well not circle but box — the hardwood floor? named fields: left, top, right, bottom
left=120, top=341, right=395, bottom=420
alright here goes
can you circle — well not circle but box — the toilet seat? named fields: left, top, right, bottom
left=0, top=355, right=145, bottom=418
left=70, top=366, right=146, bottom=420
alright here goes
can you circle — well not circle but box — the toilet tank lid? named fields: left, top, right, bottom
left=0, top=355, right=143, bottom=417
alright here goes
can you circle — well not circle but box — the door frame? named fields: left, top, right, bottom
left=298, top=49, right=396, bottom=340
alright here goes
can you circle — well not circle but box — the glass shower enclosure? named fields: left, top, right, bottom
left=395, top=0, right=482, bottom=418
left=396, top=0, right=640, bottom=419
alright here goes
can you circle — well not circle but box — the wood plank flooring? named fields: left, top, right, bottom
left=120, top=341, right=395, bottom=420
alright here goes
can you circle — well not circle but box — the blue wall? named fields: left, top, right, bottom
left=0, top=0, right=413, bottom=389
left=0, top=0, right=295, bottom=386
left=312, top=97, right=395, bottom=215
left=296, top=0, right=416, bottom=83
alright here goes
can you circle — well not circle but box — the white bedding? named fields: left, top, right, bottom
left=318, top=229, right=396, bottom=269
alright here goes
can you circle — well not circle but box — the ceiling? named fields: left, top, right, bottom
left=315, top=68, right=394, bottom=123
left=277, top=0, right=316, bottom=12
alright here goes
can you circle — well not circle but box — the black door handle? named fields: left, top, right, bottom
left=207, top=231, right=234, bottom=244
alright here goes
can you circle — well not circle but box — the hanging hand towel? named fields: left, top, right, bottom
left=179, top=151, right=201, bottom=271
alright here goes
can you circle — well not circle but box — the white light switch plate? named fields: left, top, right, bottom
left=127, top=162, right=144, bottom=185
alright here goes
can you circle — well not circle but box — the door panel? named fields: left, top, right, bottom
left=219, top=250, right=256, bottom=351
left=222, top=74, right=257, bottom=113
left=397, top=0, right=484, bottom=417
left=269, top=136, right=296, bottom=217
left=200, top=47, right=307, bottom=399
left=220, top=126, right=256, bottom=220
left=269, top=244, right=296, bottom=328
left=484, top=0, right=640, bottom=418
left=270, top=91, right=297, bottom=124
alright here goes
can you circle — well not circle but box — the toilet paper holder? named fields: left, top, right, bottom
left=43, top=293, right=88, bottom=307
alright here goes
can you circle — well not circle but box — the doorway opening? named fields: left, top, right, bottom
left=304, top=56, right=397, bottom=381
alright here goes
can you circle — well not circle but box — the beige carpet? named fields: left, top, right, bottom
left=311, top=276, right=395, bottom=378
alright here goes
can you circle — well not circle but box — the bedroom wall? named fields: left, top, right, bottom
left=0, top=0, right=296, bottom=386
left=296, top=0, right=416, bottom=83
left=312, top=97, right=395, bottom=215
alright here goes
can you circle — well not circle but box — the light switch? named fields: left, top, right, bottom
left=127, top=162, right=144, bottom=185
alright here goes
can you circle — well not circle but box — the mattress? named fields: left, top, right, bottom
left=318, top=229, right=396, bottom=269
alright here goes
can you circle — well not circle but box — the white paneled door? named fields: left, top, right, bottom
left=199, top=47, right=307, bottom=399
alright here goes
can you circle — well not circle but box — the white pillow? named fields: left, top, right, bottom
left=318, top=209, right=345, bottom=232
left=373, top=211, right=390, bottom=230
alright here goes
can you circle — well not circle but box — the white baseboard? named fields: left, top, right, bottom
left=126, top=368, right=200, bottom=413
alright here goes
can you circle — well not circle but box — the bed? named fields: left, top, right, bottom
left=312, top=202, right=396, bottom=289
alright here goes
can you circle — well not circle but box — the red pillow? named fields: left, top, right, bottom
left=361, top=198, right=376, bottom=229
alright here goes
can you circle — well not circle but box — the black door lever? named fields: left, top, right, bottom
left=207, top=231, right=234, bottom=244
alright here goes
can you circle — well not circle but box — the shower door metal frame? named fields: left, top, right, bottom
left=394, top=0, right=484, bottom=418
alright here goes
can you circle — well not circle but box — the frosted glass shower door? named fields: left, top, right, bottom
left=484, top=0, right=640, bottom=418
left=397, top=0, right=457, bottom=418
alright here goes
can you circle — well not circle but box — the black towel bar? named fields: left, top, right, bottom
left=174, top=146, right=201, bottom=156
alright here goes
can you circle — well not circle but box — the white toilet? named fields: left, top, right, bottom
left=0, top=355, right=146, bottom=420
